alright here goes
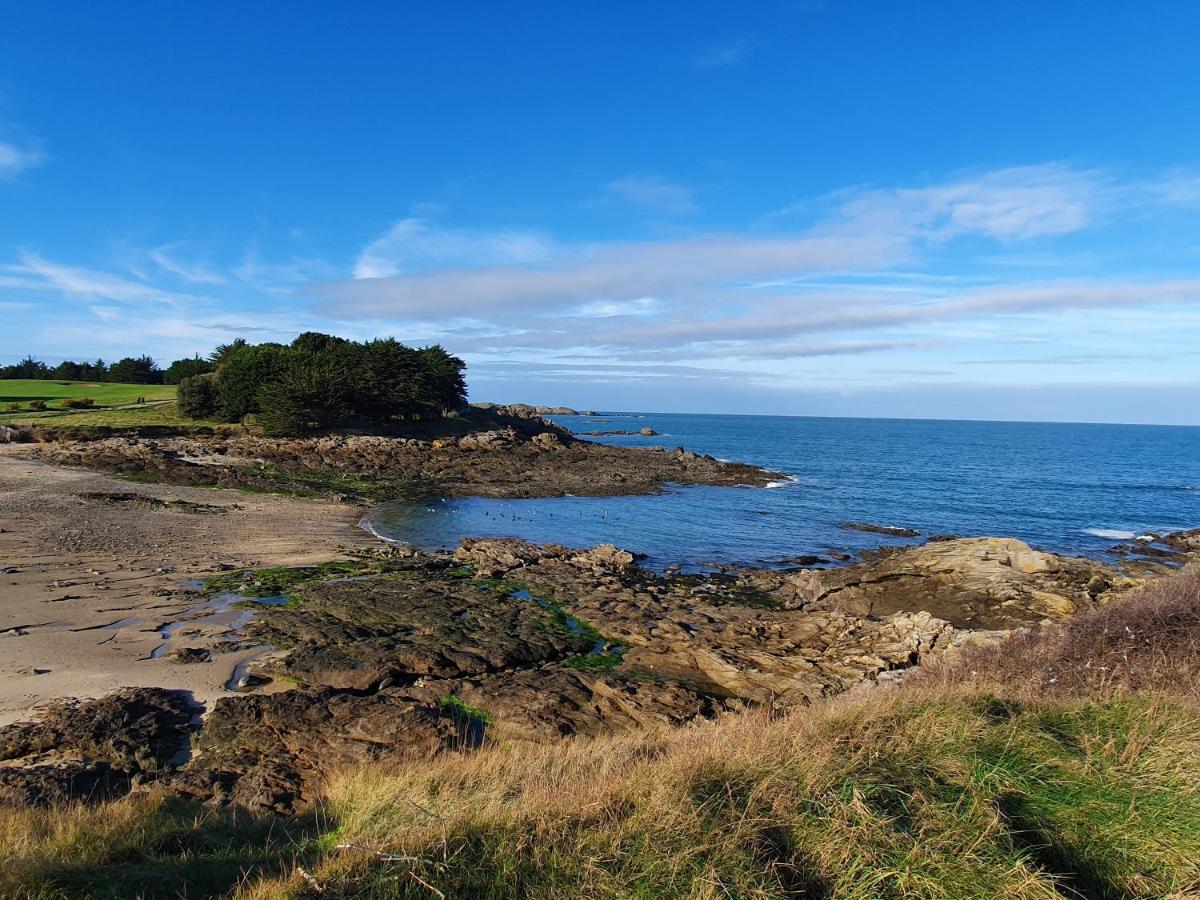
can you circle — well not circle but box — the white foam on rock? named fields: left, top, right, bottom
left=765, top=475, right=800, bottom=489
left=1084, top=528, right=1136, bottom=540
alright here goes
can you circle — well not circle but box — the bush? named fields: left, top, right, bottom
left=3, top=402, right=19, bottom=412
left=176, top=373, right=219, bottom=419
left=942, top=570, right=1200, bottom=699
left=27, top=399, right=47, bottom=411
left=62, top=397, right=95, bottom=409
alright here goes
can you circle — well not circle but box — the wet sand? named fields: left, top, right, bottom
left=0, top=445, right=377, bottom=725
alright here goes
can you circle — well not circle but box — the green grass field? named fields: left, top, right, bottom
left=1, top=400, right=229, bottom=429
left=0, top=379, right=175, bottom=411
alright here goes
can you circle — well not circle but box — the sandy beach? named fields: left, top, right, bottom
left=0, top=446, right=376, bottom=725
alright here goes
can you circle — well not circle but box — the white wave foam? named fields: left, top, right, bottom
left=764, top=475, right=800, bottom=489
left=1084, top=528, right=1135, bottom=540
left=358, top=515, right=406, bottom=545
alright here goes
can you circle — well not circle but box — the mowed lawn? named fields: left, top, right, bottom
left=0, top=379, right=175, bottom=411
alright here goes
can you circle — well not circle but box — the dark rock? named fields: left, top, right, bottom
left=839, top=522, right=921, bottom=538
left=0, top=687, right=196, bottom=772
left=0, top=761, right=130, bottom=807
left=168, top=647, right=214, bottom=664
left=242, top=573, right=597, bottom=690
left=172, top=688, right=456, bottom=814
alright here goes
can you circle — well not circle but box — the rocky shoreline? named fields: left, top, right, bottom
left=12, top=412, right=776, bottom=502
left=2, top=485, right=1196, bottom=812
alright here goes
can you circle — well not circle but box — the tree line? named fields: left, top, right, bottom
left=0, top=354, right=211, bottom=385
left=178, top=333, right=467, bottom=435
left=4, top=333, right=469, bottom=436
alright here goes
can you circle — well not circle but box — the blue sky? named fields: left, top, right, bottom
left=1, top=1, right=1198, bottom=424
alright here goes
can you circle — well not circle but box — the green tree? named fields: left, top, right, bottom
left=108, top=355, right=163, bottom=384
left=209, top=338, right=248, bottom=366
left=51, top=360, right=84, bottom=380
left=214, top=343, right=290, bottom=421
left=80, top=359, right=109, bottom=381
left=254, top=361, right=351, bottom=435
left=163, top=355, right=214, bottom=384
left=2, top=355, right=51, bottom=379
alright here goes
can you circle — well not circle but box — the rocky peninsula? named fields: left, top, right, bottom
left=8, top=407, right=772, bottom=501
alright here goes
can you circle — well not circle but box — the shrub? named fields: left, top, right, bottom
left=942, top=570, right=1200, bottom=699
left=3, top=402, right=19, bottom=412
left=62, top=397, right=95, bottom=409
left=176, top=373, right=219, bottom=419
left=27, top=399, right=47, bottom=411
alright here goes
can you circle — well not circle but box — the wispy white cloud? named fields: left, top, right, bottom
left=235, top=249, right=340, bottom=294
left=519, top=278, right=1200, bottom=351
left=693, top=39, right=752, bottom=68
left=574, top=297, right=661, bottom=318
left=815, top=163, right=1107, bottom=242
left=314, top=163, right=1200, bottom=373
left=0, top=140, right=42, bottom=179
left=149, top=244, right=227, bottom=284
left=353, top=218, right=556, bottom=280
left=320, top=231, right=905, bottom=318
left=6, top=253, right=197, bottom=306
left=604, top=176, right=697, bottom=215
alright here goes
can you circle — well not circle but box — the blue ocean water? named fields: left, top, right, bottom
left=364, top=413, right=1200, bottom=570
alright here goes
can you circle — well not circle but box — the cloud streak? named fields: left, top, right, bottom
left=604, top=176, right=697, bottom=215
left=0, top=140, right=42, bottom=179
left=7, top=253, right=198, bottom=306
left=353, top=218, right=556, bottom=279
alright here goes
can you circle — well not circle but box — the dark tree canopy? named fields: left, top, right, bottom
left=163, top=356, right=214, bottom=384
left=2, top=356, right=110, bottom=381
left=1, top=356, right=52, bottom=379
left=203, top=333, right=467, bottom=435
left=107, top=356, right=164, bottom=385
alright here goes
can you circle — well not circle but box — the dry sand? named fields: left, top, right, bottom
left=0, top=446, right=378, bottom=725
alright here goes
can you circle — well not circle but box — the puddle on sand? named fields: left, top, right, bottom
left=225, top=646, right=276, bottom=691
left=138, top=589, right=289, bottom=681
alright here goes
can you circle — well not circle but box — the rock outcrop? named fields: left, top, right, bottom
left=0, top=688, right=196, bottom=807
left=770, top=537, right=1131, bottom=629
left=27, top=428, right=776, bottom=500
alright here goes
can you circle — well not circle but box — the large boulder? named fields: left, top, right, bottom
left=775, top=537, right=1129, bottom=628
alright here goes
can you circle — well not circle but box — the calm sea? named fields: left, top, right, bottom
left=363, top=413, right=1200, bottom=570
